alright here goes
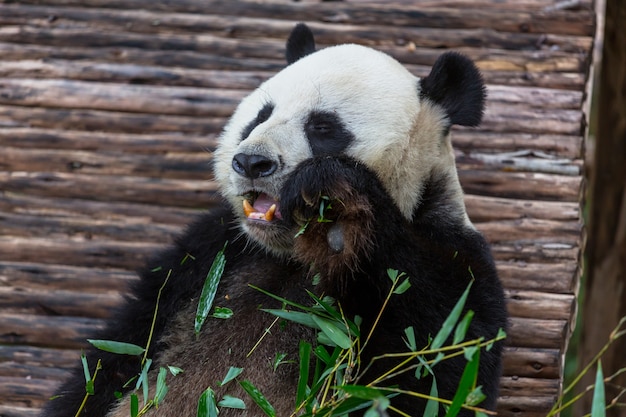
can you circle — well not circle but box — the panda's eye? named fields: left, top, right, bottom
left=305, top=113, right=337, bottom=137
left=240, top=103, right=274, bottom=141
left=305, top=111, right=354, bottom=156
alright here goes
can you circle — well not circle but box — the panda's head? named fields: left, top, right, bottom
left=214, top=24, right=485, bottom=254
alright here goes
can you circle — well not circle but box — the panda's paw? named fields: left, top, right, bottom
left=280, top=157, right=377, bottom=274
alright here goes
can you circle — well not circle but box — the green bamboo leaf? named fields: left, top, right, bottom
left=272, top=352, right=291, bottom=371
left=403, top=326, right=417, bottom=351
left=195, top=242, right=228, bottom=335
left=239, top=380, right=276, bottom=417
left=261, top=309, right=321, bottom=330
left=136, top=358, right=152, bottom=404
left=154, top=367, right=168, bottom=406
left=338, top=385, right=385, bottom=400
left=423, top=378, right=439, bottom=417
left=219, top=366, right=243, bottom=386
left=296, top=341, right=311, bottom=408
left=250, top=284, right=315, bottom=313
left=465, top=386, right=486, bottom=407
left=393, top=277, right=411, bottom=295
left=87, top=340, right=145, bottom=356
left=311, top=315, right=352, bottom=349
left=445, top=347, right=480, bottom=417
left=387, top=269, right=399, bottom=283
left=197, top=387, right=219, bottom=417
left=591, top=360, right=606, bottom=417
left=211, top=306, right=233, bottom=319
left=218, top=395, right=246, bottom=409
left=130, top=394, right=139, bottom=417
left=431, top=281, right=473, bottom=350
left=453, top=310, right=474, bottom=345
left=80, top=354, right=92, bottom=389
left=167, top=366, right=184, bottom=376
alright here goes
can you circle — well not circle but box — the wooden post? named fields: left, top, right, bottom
left=578, top=0, right=626, bottom=414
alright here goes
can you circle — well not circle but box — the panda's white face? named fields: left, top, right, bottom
left=214, top=43, right=458, bottom=254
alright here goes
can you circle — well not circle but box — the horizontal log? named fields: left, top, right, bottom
left=496, top=396, right=557, bottom=417
left=496, top=261, right=578, bottom=294
left=0, top=192, right=197, bottom=225
left=502, top=346, right=560, bottom=379
left=0, top=79, right=244, bottom=117
left=0, top=377, right=59, bottom=409
left=0, top=287, right=123, bottom=318
left=0, top=313, right=103, bottom=349
left=0, top=32, right=589, bottom=75
left=486, top=85, right=583, bottom=110
left=0, top=171, right=218, bottom=208
left=459, top=169, right=581, bottom=201
left=0, top=2, right=595, bottom=36
left=0, top=146, right=212, bottom=180
left=0, top=10, right=592, bottom=53
left=499, top=375, right=560, bottom=397
left=0, top=405, right=40, bottom=417
left=506, top=317, right=568, bottom=350
left=0, top=261, right=135, bottom=292
left=0, top=104, right=227, bottom=134
left=491, top=241, right=579, bottom=264
left=0, top=236, right=159, bottom=269
left=466, top=195, right=579, bottom=222
left=475, top=218, right=580, bottom=245
left=0, top=127, right=218, bottom=153
left=505, top=290, right=575, bottom=320
left=482, top=104, right=583, bottom=135
left=0, top=345, right=80, bottom=372
left=0, top=60, right=270, bottom=90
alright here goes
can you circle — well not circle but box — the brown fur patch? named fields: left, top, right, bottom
left=292, top=178, right=375, bottom=294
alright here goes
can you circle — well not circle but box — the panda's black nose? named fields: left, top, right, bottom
left=232, top=153, right=278, bottom=179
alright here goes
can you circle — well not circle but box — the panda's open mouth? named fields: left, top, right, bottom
left=242, top=192, right=282, bottom=222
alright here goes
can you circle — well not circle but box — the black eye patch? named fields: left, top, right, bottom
left=240, top=103, right=274, bottom=141
left=305, top=111, right=353, bottom=156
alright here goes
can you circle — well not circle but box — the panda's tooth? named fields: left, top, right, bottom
left=243, top=199, right=255, bottom=217
left=264, top=204, right=277, bottom=221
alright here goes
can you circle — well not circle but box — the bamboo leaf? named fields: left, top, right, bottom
left=240, top=380, right=276, bottom=417
left=423, top=378, right=439, bottom=417
left=432, top=281, right=473, bottom=350
left=87, top=340, right=145, bottom=356
left=218, top=395, right=246, bottom=409
left=453, top=310, right=474, bottom=345
left=312, top=315, right=352, bottom=349
left=403, top=326, right=417, bottom=352
left=130, top=394, right=139, bottom=417
left=445, top=347, right=480, bottom=417
left=197, top=388, right=219, bottom=417
left=154, top=367, right=168, bottom=406
left=296, top=341, right=311, bottom=408
left=167, top=366, right=184, bottom=376
left=338, top=385, right=384, bottom=400
left=591, top=361, right=606, bottom=417
left=195, top=242, right=228, bottom=335
left=219, top=367, right=243, bottom=386
left=261, top=309, right=321, bottom=330
left=211, top=306, right=233, bottom=319
left=393, top=277, right=411, bottom=295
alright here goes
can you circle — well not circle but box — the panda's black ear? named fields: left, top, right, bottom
left=286, top=23, right=316, bottom=64
left=420, top=52, right=486, bottom=127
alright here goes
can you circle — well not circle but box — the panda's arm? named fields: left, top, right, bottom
left=279, top=155, right=412, bottom=278
left=40, top=209, right=235, bottom=417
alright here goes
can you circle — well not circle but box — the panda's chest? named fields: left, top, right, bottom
left=152, top=263, right=316, bottom=414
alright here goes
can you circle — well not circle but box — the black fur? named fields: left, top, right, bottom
left=420, top=52, right=486, bottom=127
left=240, top=102, right=274, bottom=141
left=285, top=23, right=316, bottom=64
left=306, top=111, right=354, bottom=156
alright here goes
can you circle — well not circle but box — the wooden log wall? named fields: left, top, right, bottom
left=0, top=1, right=593, bottom=416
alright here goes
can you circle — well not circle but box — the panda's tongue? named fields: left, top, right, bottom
left=244, top=193, right=282, bottom=221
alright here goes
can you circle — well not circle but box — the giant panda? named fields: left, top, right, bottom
left=42, top=24, right=507, bottom=417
